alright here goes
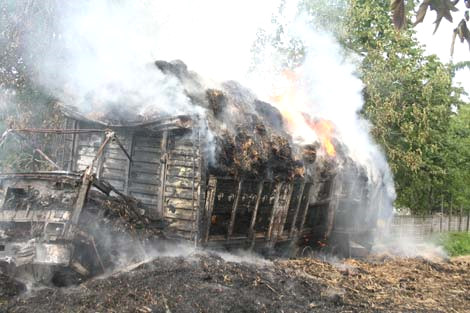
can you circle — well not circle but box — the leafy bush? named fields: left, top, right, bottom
left=434, top=232, right=470, bottom=256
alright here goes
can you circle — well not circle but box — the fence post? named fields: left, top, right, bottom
left=448, top=198, right=452, bottom=232
left=440, top=196, right=444, bottom=233
left=467, top=210, right=470, bottom=232
left=430, top=215, right=434, bottom=235
left=459, top=208, right=463, bottom=232
left=430, top=211, right=434, bottom=234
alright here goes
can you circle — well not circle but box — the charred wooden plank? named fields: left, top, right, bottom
left=166, top=176, right=199, bottom=189
left=249, top=181, right=264, bottom=249
left=227, top=180, right=242, bottom=239
left=65, top=168, right=93, bottom=240
left=289, top=182, right=305, bottom=238
left=164, top=207, right=195, bottom=220
left=168, top=154, right=200, bottom=162
left=202, top=176, right=217, bottom=243
left=275, top=183, right=294, bottom=240
left=104, top=179, right=125, bottom=191
left=167, top=159, right=201, bottom=168
left=170, top=148, right=200, bottom=157
left=68, top=119, right=78, bottom=171
left=159, top=130, right=169, bottom=218
left=297, top=184, right=313, bottom=235
left=130, top=162, right=161, bottom=173
left=130, top=194, right=158, bottom=207
left=167, top=166, right=198, bottom=178
left=103, top=150, right=130, bottom=162
left=172, top=137, right=197, bottom=147
left=268, top=183, right=293, bottom=245
left=266, top=183, right=282, bottom=241
left=128, top=183, right=158, bottom=195
left=129, top=172, right=161, bottom=185
left=133, top=135, right=163, bottom=147
left=165, top=186, right=197, bottom=200
left=133, top=146, right=161, bottom=154
left=166, top=218, right=195, bottom=232
left=131, top=152, right=161, bottom=164
left=165, top=198, right=195, bottom=211
left=77, top=146, right=99, bottom=157
left=101, top=167, right=126, bottom=179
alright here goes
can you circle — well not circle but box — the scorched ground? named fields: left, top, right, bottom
left=0, top=252, right=468, bottom=313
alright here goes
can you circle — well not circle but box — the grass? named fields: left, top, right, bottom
left=433, top=232, right=470, bottom=257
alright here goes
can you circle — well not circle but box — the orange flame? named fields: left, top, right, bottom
left=303, top=115, right=336, bottom=157
left=270, top=69, right=336, bottom=158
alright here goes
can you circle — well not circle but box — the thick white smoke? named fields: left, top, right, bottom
left=0, top=88, right=14, bottom=117
left=245, top=2, right=396, bottom=206
left=26, top=0, right=278, bottom=117
left=22, top=0, right=396, bottom=243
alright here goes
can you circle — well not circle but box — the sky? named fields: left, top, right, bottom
left=414, top=7, right=470, bottom=102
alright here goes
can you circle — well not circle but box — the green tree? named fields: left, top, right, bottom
left=253, top=0, right=467, bottom=212
left=442, top=103, right=470, bottom=210
left=0, top=0, right=62, bottom=172
left=345, top=0, right=467, bottom=212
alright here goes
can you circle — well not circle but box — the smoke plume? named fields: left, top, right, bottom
left=13, top=0, right=397, bottom=249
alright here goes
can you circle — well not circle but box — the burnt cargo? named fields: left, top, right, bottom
left=0, top=70, right=387, bottom=282
left=0, top=115, right=380, bottom=275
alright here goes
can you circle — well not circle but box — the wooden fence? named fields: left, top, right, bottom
left=390, top=212, right=470, bottom=240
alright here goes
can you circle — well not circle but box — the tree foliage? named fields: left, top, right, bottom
left=0, top=1, right=63, bottom=172
left=1, top=0, right=469, bottom=214
left=268, top=0, right=469, bottom=212
left=392, top=0, right=470, bottom=56
left=345, top=0, right=467, bottom=212
left=443, top=104, right=470, bottom=209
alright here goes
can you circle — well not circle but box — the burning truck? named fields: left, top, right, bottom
left=0, top=61, right=388, bottom=284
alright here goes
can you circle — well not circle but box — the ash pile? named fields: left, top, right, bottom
left=2, top=252, right=467, bottom=313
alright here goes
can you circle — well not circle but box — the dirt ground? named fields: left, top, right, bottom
left=0, top=253, right=468, bottom=313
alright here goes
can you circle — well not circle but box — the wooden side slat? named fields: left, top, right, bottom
left=164, top=208, right=195, bottom=220
left=165, top=198, right=195, bottom=211
left=166, top=219, right=195, bottom=231
left=165, top=186, right=197, bottom=199
left=128, top=182, right=158, bottom=194
left=166, top=176, right=198, bottom=189
left=167, top=167, right=197, bottom=178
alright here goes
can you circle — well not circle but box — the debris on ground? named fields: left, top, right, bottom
left=1, top=253, right=468, bottom=313
left=282, top=255, right=470, bottom=313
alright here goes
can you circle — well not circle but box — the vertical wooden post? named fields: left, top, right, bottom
left=466, top=210, right=470, bottom=232
left=248, top=181, right=264, bottom=250
left=271, top=183, right=293, bottom=244
left=430, top=212, right=434, bottom=234
left=227, top=179, right=243, bottom=239
left=190, top=130, right=198, bottom=244
left=459, top=208, right=463, bottom=232
left=68, top=120, right=78, bottom=172
left=297, top=184, right=313, bottom=237
left=448, top=198, right=453, bottom=232
left=159, top=131, right=168, bottom=218
left=289, top=182, right=306, bottom=239
left=124, top=132, right=134, bottom=194
left=203, top=176, right=217, bottom=244
left=440, top=196, right=443, bottom=233
left=277, top=184, right=294, bottom=238
left=266, top=182, right=282, bottom=242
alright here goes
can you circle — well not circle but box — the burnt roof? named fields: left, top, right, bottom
left=59, top=103, right=194, bottom=131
